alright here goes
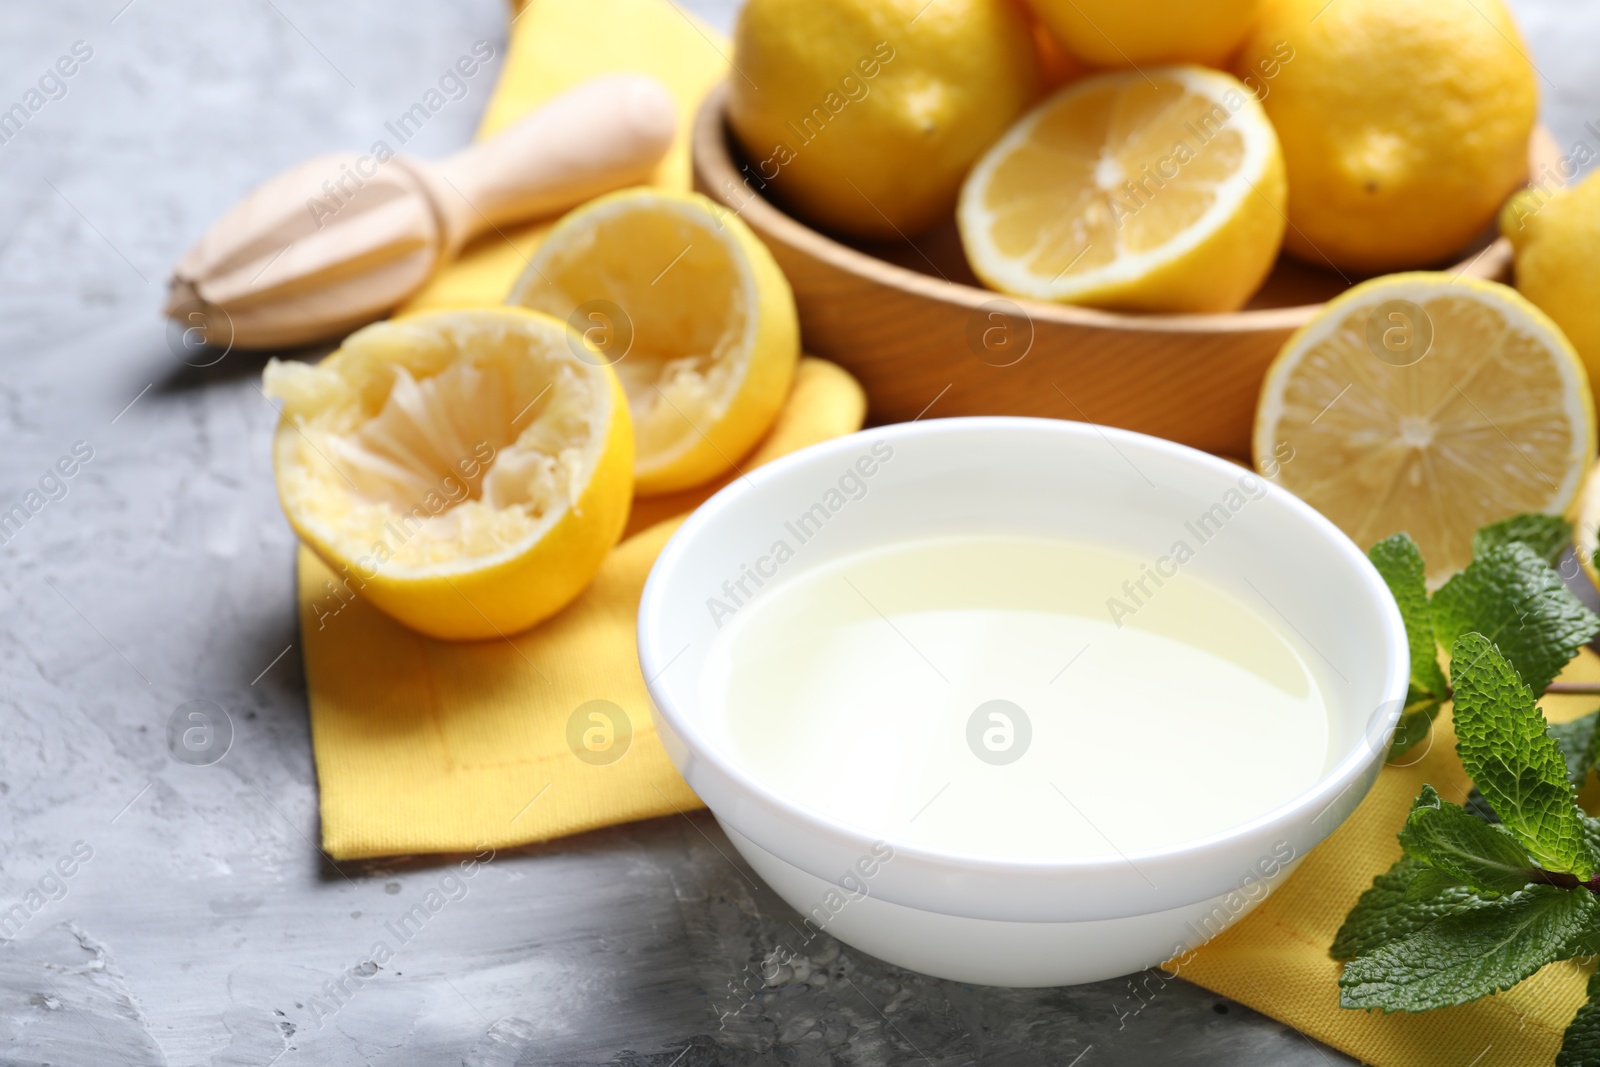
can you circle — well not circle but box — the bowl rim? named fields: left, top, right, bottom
left=691, top=80, right=1529, bottom=338
left=638, top=416, right=1410, bottom=884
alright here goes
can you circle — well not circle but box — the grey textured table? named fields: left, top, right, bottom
left=3, top=2, right=1596, bottom=1064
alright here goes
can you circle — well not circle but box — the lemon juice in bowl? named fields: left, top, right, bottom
left=700, top=533, right=1334, bottom=862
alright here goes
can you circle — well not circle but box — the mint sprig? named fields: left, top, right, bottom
left=1334, top=514, right=1600, bottom=1063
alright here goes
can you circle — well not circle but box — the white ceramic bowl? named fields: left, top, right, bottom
left=638, top=417, right=1407, bottom=987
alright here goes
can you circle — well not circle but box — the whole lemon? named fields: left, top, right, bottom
left=1237, top=0, right=1536, bottom=273
left=1504, top=169, right=1600, bottom=388
left=727, top=0, right=1040, bottom=239
left=1026, top=0, right=1263, bottom=68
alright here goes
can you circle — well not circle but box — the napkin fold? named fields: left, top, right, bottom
left=297, top=1, right=1600, bottom=1063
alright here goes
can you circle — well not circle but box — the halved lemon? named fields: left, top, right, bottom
left=508, top=188, right=799, bottom=496
left=1254, top=273, right=1595, bottom=585
left=957, top=64, right=1286, bottom=312
left=263, top=308, right=633, bottom=641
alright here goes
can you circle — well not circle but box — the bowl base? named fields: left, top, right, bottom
left=721, top=822, right=1286, bottom=988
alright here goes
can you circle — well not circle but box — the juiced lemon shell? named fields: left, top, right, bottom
left=511, top=188, right=798, bottom=496
left=265, top=307, right=634, bottom=640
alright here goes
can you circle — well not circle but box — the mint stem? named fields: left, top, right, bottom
left=1530, top=869, right=1600, bottom=894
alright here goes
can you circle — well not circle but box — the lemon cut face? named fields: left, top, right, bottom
left=1254, top=274, right=1594, bottom=585
left=264, top=308, right=633, bottom=640
left=510, top=188, right=799, bottom=497
left=958, top=65, right=1286, bottom=313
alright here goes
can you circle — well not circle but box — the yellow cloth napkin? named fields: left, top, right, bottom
left=1168, top=649, right=1600, bottom=1066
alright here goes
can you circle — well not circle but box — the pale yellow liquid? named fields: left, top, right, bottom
left=701, top=536, right=1332, bottom=862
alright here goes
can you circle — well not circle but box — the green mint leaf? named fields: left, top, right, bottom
left=1405, top=867, right=1468, bottom=902
left=1397, top=784, right=1539, bottom=895
left=1450, top=634, right=1592, bottom=878
left=1434, top=543, right=1600, bottom=696
left=1474, top=513, right=1574, bottom=566
left=1368, top=534, right=1449, bottom=758
left=1558, top=971, right=1600, bottom=1067
left=1370, top=534, right=1450, bottom=698
left=1339, top=885, right=1596, bottom=1012
left=1550, top=711, right=1600, bottom=789
left=1331, top=855, right=1488, bottom=960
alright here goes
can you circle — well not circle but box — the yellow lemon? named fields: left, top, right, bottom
left=727, top=0, right=1040, bottom=239
left=1570, top=463, right=1600, bottom=589
left=263, top=308, right=633, bottom=641
left=509, top=188, right=799, bottom=497
left=1254, top=273, right=1593, bottom=585
left=1026, top=0, right=1263, bottom=68
left=958, top=65, right=1286, bottom=312
left=1504, top=169, right=1600, bottom=391
left=1236, top=0, right=1537, bottom=273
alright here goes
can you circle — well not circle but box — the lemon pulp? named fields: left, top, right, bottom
left=265, top=308, right=633, bottom=639
left=958, top=65, right=1286, bottom=312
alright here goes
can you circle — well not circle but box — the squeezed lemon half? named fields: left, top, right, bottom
left=264, top=308, right=634, bottom=641
left=509, top=188, right=799, bottom=496
left=957, top=64, right=1286, bottom=313
left=1254, top=273, right=1594, bottom=585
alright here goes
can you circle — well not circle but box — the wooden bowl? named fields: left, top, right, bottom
left=692, top=82, right=1553, bottom=456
